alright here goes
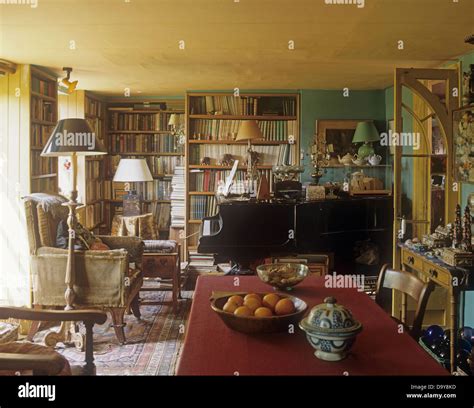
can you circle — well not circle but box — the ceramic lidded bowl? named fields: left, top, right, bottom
left=299, top=296, right=362, bottom=361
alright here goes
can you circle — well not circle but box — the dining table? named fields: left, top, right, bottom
left=176, top=275, right=449, bottom=376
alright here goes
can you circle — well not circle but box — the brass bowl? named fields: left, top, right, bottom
left=210, top=292, right=307, bottom=334
left=256, top=263, right=309, bottom=291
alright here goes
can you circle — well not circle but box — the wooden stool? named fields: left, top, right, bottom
left=140, top=240, right=181, bottom=313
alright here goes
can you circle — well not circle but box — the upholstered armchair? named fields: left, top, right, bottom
left=24, top=194, right=144, bottom=344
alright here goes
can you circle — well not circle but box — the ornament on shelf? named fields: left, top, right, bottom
left=201, top=157, right=211, bottom=165
left=220, top=154, right=235, bottom=167
left=453, top=204, right=463, bottom=248
left=462, top=205, right=472, bottom=252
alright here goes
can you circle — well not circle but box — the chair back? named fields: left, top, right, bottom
left=376, top=264, right=434, bottom=339
left=23, top=194, right=68, bottom=254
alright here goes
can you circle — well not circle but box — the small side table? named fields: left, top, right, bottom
left=141, top=240, right=181, bottom=313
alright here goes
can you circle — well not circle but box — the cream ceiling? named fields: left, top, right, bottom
left=0, top=0, right=472, bottom=96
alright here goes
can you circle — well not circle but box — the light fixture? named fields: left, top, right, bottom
left=352, top=121, right=380, bottom=160
left=58, top=67, right=78, bottom=94
left=113, top=158, right=153, bottom=216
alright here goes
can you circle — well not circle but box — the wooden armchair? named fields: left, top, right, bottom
left=376, top=264, right=434, bottom=339
left=0, top=307, right=106, bottom=375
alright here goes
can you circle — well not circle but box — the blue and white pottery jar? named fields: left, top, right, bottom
left=299, top=296, right=362, bottom=361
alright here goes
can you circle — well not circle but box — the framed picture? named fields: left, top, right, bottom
left=314, top=120, right=362, bottom=164
left=453, top=106, right=474, bottom=183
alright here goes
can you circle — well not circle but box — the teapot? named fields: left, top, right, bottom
left=338, top=153, right=354, bottom=166
left=367, top=154, right=382, bottom=166
left=352, top=154, right=367, bottom=166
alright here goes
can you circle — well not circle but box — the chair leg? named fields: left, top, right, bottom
left=172, top=265, right=180, bottom=314
left=84, top=321, right=96, bottom=375
left=130, top=294, right=141, bottom=320
left=26, top=305, right=42, bottom=342
left=107, top=307, right=126, bottom=345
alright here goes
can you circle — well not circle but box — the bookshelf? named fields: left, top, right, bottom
left=185, top=92, right=300, bottom=253
left=30, top=66, right=58, bottom=193
left=105, top=101, right=185, bottom=238
left=58, top=91, right=106, bottom=231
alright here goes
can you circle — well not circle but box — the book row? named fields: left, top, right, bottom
left=31, top=124, right=54, bottom=148
left=189, top=95, right=297, bottom=116
left=108, top=112, right=175, bottom=131
left=31, top=76, right=55, bottom=97
left=85, top=97, right=103, bottom=117
left=31, top=98, right=55, bottom=122
left=31, top=153, right=57, bottom=175
left=189, top=169, right=248, bottom=192
left=190, top=119, right=297, bottom=141
left=109, top=134, right=182, bottom=154
left=189, top=195, right=218, bottom=220
left=188, top=144, right=295, bottom=166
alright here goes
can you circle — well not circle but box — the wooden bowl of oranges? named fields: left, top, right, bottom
left=210, top=291, right=307, bottom=334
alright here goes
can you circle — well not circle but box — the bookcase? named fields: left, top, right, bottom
left=185, top=92, right=300, bottom=253
left=58, top=90, right=106, bottom=230
left=30, top=66, right=58, bottom=193
left=105, top=101, right=185, bottom=238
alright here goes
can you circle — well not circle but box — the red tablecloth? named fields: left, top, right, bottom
left=177, top=276, right=449, bottom=376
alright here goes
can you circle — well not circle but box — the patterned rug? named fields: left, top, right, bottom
left=35, top=289, right=193, bottom=376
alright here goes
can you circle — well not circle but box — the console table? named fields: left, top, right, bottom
left=399, top=244, right=473, bottom=373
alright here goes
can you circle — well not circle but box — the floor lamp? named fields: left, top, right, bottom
left=41, top=118, right=106, bottom=345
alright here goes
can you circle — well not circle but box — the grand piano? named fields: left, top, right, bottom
left=198, top=196, right=393, bottom=274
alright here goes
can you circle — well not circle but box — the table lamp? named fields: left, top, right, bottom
left=42, top=118, right=107, bottom=312
left=113, top=158, right=153, bottom=216
left=352, top=121, right=380, bottom=159
left=235, top=120, right=263, bottom=195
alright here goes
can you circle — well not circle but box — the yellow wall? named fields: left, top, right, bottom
left=0, top=65, right=32, bottom=306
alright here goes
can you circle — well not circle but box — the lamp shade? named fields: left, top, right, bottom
left=235, top=120, right=263, bottom=141
left=168, top=113, right=180, bottom=127
left=113, top=159, right=153, bottom=182
left=352, top=121, right=380, bottom=143
left=41, top=118, right=107, bottom=156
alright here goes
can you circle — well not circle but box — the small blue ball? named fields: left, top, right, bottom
left=459, top=326, right=474, bottom=345
left=426, top=325, right=444, bottom=340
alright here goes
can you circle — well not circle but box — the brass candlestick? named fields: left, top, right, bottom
left=310, top=136, right=331, bottom=185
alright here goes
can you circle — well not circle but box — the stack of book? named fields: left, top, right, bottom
left=170, top=166, right=185, bottom=227
left=188, top=250, right=217, bottom=273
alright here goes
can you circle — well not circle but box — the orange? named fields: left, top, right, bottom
left=274, top=298, right=295, bottom=316
left=223, top=301, right=238, bottom=314
left=254, top=307, right=273, bottom=317
left=234, top=306, right=252, bottom=317
left=262, top=293, right=280, bottom=310
left=243, top=297, right=261, bottom=312
left=244, top=293, right=261, bottom=302
left=227, top=295, right=244, bottom=306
